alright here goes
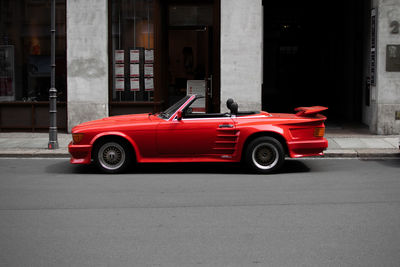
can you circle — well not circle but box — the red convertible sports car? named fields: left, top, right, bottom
left=69, top=95, right=328, bottom=174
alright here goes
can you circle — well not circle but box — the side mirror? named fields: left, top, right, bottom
left=177, top=110, right=183, bottom=121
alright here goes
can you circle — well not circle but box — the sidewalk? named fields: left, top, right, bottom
left=0, top=132, right=70, bottom=158
left=0, top=130, right=399, bottom=158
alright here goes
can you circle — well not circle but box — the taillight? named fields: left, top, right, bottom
left=72, top=133, right=84, bottom=144
left=314, top=127, right=325, bottom=137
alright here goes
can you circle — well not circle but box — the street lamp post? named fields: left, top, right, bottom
left=48, top=0, right=59, bottom=149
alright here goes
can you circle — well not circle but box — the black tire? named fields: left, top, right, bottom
left=245, top=136, right=285, bottom=174
left=93, top=139, right=132, bottom=174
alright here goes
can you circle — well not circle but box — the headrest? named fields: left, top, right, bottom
left=226, top=98, right=234, bottom=110
left=230, top=102, right=238, bottom=115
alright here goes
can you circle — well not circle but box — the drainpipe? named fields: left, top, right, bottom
left=48, top=0, right=59, bottom=149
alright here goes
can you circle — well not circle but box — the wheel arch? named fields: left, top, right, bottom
left=91, top=132, right=140, bottom=161
left=241, top=131, right=289, bottom=161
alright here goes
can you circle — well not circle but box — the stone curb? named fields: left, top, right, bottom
left=323, top=149, right=400, bottom=158
left=0, top=149, right=399, bottom=159
left=0, top=149, right=70, bottom=158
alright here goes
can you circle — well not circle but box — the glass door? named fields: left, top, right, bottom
left=167, top=2, right=214, bottom=112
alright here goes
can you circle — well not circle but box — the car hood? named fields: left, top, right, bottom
left=72, top=113, right=156, bottom=132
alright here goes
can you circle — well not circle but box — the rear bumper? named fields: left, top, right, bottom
left=287, top=138, right=328, bottom=158
left=68, top=142, right=92, bottom=164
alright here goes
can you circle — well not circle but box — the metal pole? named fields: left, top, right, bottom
left=48, top=0, right=59, bottom=149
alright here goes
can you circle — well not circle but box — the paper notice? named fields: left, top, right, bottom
left=130, top=78, right=140, bottom=91
left=144, top=78, right=154, bottom=91
left=115, top=78, right=125, bottom=91
left=130, top=64, right=140, bottom=77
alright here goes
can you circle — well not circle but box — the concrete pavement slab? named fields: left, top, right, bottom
left=326, top=138, right=340, bottom=149
left=384, top=137, right=400, bottom=148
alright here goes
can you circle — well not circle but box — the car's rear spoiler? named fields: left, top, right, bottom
left=295, top=106, right=328, bottom=116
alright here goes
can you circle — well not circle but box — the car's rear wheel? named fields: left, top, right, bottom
left=245, top=136, right=285, bottom=174
left=93, top=140, right=132, bottom=173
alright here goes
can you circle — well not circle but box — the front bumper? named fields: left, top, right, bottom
left=287, top=138, right=328, bottom=158
left=68, top=142, right=92, bottom=164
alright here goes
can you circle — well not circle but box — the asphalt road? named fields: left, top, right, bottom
left=0, top=158, right=400, bottom=267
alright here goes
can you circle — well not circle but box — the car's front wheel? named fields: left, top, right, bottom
left=245, top=136, right=285, bottom=174
left=93, top=140, right=132, bottom=173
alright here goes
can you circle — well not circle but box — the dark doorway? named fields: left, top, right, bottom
left=168, top=27, right=212, bottom=108
left=165, top=0, right=220, bottom=112
left=263, top=0, right=369, bottom=123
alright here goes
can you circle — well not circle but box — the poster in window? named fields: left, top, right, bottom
left=115, top=64, right=124, bottom=77
left=0, top=45, right=15, bottom=101
left=187, top=80, right=206, bottom=113
left=130, top=50, right=140, bottom=64
left=145, top=49, right=154, bottom=63
left=144, top=64, right=153, bottom=77
left=130, top=64, right=140, bottom=77
left=115, top=50, right=124, bottom=64
left=145, top=78, right=154, bottom=91
left=115, top=78, right=125, bottom=91
left=130, top=78, right=140, bottom=91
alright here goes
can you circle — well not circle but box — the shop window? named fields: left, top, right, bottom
left=111, top=0, right=155, bottom=102
left=169, top=4, right=213, bottom=26
left=0, top=0, right=66, bottom=102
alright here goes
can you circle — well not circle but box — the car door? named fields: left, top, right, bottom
left=156, top=116, right=236, bottom=156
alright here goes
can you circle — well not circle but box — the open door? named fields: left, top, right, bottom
left=168, top=26, right=213, bottom=112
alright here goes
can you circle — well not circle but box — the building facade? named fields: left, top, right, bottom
left=0, top=0, right=399, bottom=134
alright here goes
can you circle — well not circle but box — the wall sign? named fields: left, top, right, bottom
left=386, top=45, right=400, bottom=71
left=390, top=20, right=400, bottom=34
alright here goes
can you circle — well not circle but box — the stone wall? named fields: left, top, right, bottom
left=220, top=0, right=263, bottom=112
left=369, top=0, right=400, bottom=134
left=67, top=0, right=109, bottom=132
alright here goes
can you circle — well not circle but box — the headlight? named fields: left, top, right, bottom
left=72, top=133, right=84, bottom=144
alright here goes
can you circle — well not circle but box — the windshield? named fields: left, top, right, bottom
left=158, top=96, right=191, bottom=120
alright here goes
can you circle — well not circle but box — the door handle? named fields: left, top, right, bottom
left=207, top=75, right=213, bottom=97
left=219, top=124, right=234, bottom=128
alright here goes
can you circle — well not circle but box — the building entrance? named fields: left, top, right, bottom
left=166, top=0, right=220, bottom=112
left=263, top=0, right=369, bottom=123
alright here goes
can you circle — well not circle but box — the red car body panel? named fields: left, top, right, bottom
left=69, top=95, right=328, bottom=165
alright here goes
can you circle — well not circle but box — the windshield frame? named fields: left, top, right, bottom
left=158, top=95, right=192, bottom=120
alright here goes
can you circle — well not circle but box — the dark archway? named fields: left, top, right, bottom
left=263, top=0, right=370, bottom=123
